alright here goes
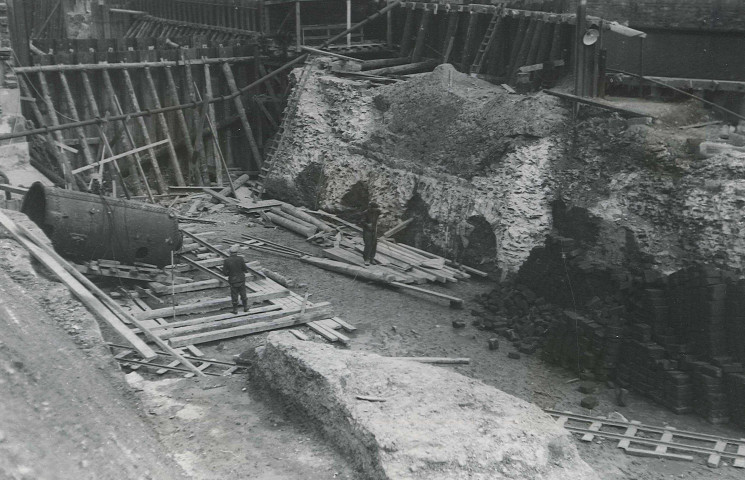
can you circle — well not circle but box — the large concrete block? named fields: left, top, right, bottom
left=253, top=332, right=599, bottom=480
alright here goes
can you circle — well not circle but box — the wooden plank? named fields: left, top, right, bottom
left=735, top=440, right=745, bottom=468
left=625, top=448, right=694, bottom=462
left=581, top=421, right=602, bottom=442
left=135, top=305, right=282, bottom=333
left=169, top=311, right=331, bottom=347
left=222, top=62, right=263, bottom=169
left=382, top=218, right=413, bottom=238
left=137, top=290, right=288, bottom=320
left=331, top=317, right=357, bottom=332
left=307, top=321, right=339, bottom=342
left=707, top=440, right=727, bottom=468
left=387, top=357, right=470, bottom=365
left=178, top=255, right=229, bottom=283
left=160, top=303, right=333, bottom=339
left=143, top=66, right=186, bottom=186
left=289, top=329, right=309, bottom=340
left=150, top=278, right=224, bottom=294
left=654, top=430, right=674, bottom=453
left=617, top=422, right=640, bottom=450
left=72, top=140, right=171, bottom=174
left=390, top=281, right=464, bottom=308
left=544, top=90, right=652, bottom=118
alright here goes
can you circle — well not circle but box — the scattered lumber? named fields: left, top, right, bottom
left=300, top=255, right=397, bottom=283
left=168, top=310, right=332, bottom=347
left=0, top=212, right=156, bottom=360
left=699, top=141, right=745, bottom=158
left=356, top=395, right=387, bottom=402
left=0, top=212, right=206, bottom=376
left=280, top=203, right=334, bottom=232
left=265, top=211, right=316, bottom=237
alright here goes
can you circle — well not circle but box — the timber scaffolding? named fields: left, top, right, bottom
left=2, top=0, right=645, bottom=196
left=14, top=38, right=284, bottom=194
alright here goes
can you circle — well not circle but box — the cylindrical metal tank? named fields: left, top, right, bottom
left=21, top=182, right=182, bottom=267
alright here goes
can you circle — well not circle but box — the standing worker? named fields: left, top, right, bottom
left=223, top=244, right=249, bottom=314
left=361, top=201, right=382, bottom=266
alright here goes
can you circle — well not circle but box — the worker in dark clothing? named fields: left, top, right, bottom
left=361, top=201, right=382, bottom=266
left=223, top=244, right=249, bottom=314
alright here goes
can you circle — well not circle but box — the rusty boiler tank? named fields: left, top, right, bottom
left=21, top=182, right=182, bottom=267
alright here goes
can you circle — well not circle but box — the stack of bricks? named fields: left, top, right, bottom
left=542, top=310, right=624, bottom=381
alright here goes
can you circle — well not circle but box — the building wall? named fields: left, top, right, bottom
left=604, top=28, right=745, bottom=80
left=576, top=0, right=745, bottom=32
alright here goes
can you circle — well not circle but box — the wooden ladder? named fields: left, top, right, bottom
left=255, top=61, right=314, bottom=198
left=470, top=13, right=500, bottom=75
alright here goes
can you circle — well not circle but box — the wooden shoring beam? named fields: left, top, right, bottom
left=18, top=76, right=76, bottom=189
left=102, top=71, right=155, bottom=201
left=399, top=7, right=415, bottom=57
left=119, top=69, right=168, bottom=193
left=548, top=21, right=564, bottom=61
left=505, top=17, right=528, bottom=79
left=441, top=12, right=459, bottom=63
left=203, top=62, right=221, bottom=187
left=535, top=21, right=554, bottom=65
left=80, top=71, right=144, bottom=196
left=15, top=57, right=258, bottom=73
left=0, top=1, right=402, bottom=145
left=37, top=71, right=85, bottom=185
left=143, top=66, right=186, bottom=186
left=410, top=10, right=432, bottom=63
left=72, top=139, right=171, bottom=174
left=510, top=18, right=537, bottom=82
left=222, top=62, right=263, bottom=170
left=524, top=20, right=545, bottom=69
left=181, top=54, right=208, bottom=186
left=164, top=66, right=197, bottom=181
left=460, top=12, right=479, bottom=71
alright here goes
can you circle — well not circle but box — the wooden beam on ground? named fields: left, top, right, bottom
left=390, top=281, right=464, bottom=308
left=160, top=303, right=333, bottom=339
left=388, top=357, right=470, bottom=365
left=168, top=309, right=331, bottom=347
left=364, top=59, right=438, bottom=76
left=544, top=89, right=652, bottom=118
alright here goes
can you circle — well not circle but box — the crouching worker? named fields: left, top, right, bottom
left=223, top=244, right=249, bottom=314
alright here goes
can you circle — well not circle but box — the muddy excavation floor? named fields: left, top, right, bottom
left=2, top=207, right=745, bottom=479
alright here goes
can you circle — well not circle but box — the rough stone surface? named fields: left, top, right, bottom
left=253, top=332, right=598, bottom=480
left=266, top=61, right=562, bottom=273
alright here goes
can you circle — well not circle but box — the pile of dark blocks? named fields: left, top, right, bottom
left=474, top=263, right=745, bottom=428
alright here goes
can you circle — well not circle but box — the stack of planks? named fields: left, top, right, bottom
left=130, top=234, right=355, bottom=347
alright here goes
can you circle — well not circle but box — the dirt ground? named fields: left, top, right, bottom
left=1, top=202, right=745, bottom=479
